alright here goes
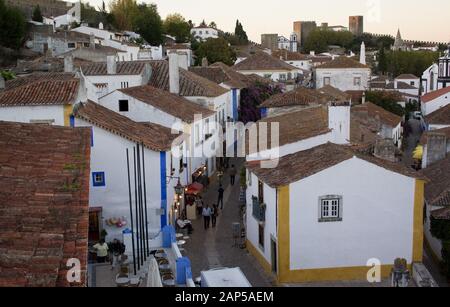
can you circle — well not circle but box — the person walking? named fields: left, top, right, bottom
left=211, top=204, right=219, bottom=228
left=93, top=239, right=109, bottom=263
left=217, top=185, right=225, bottom=210
left=202, top=205, right=212, bottom=230
left=109, top=239, right=125, bottom=269
left=195, top=196, right=204, bottom=216
left=230, top=165, right=237, bottom=186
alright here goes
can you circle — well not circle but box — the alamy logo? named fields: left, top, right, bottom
left=366, top=258, right=382, bottom=283
left=66, top=258, right=81, bottom=283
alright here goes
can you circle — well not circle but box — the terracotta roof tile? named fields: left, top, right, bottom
left=422, top=87, right=450, bottom=103
left=318, top=85, right=352, bottom=102
left=352, top=102, right=402, bottom=127
left=248, top=106, right=330, bottom=153
left=80, top=61, right=150, bottom=76
left=259, top=87, right=332, bottom=108
left=272, top=50, right=309, bottom=61
left=149, top=61, right=229, bottom=97
left=73, top=101, right=182, bottom=151
left=0, top=121, right=91, bottom=287
left=421, top=155, right=450, bottom=207
left=316, top=56, right=369, bottom=69
left=119, top=85, right=215, bottom=123
left=233, top=51, right=298, bottom=71
left=396, top=74, right=418, bottom=80
left=0, top=73, right=79, bottom=107
left=247, top=142, right=422, bottom=188
left=425, top=104, right=450, bottom=125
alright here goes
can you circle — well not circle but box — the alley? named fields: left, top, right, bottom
left=183, top=159, right=274, bottom=287
left=402, top=118, right=423, bottom=167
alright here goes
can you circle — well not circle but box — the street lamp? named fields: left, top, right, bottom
left=174, top=178, right=184, bottom=195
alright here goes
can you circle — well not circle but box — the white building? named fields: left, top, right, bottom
left=97, top=84, right=218, bottom=182
left=277, top=33, right=298, bottom=52
left=233, top=51, right=302, bottom=83
left=78, top=57, right=152, bottom=102
left=424, top=103, right=450, bottom=130
left=191, top=26, right=219, bottom=41
left=148, top=56, right=232, bottom=123
left=421, top=47, right=450, bottom=94
left=43, top=1, right=81, bottom=29
left=72, top=101, right=185, bottom=239
left=421, top=87, right=450, bottom=116
left=246, top=103, right=351, bottom=163
left=245, top=142, right=425, bottom=283
left=314, top=56, right=371, bottom=92
left=0, top=72, right=84, bottom=126
left=271, top=50, right=312, bottom=72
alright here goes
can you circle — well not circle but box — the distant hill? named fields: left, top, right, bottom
left=5, top=0, right=74, bottom=19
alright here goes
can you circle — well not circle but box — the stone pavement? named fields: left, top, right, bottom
left=183, top=158, right=275, bottom=287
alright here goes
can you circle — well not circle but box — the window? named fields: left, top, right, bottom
left=68, top=43, right=75, bottom=48
left=258, top=224, right=265, bottom=249
left=192, top=31, right=196, bottom=35
left=119, top=100, right=129, bottom=112
left=279, top=74, right=286, bottom=81
left=319, top=196, right=343, bottom=222
left=92, top=172, right=105, bottom=187
left=120, top=82, right=129, bottom=89
left=84, top=43, right=90, bottom=48
left=410, top=81, right=415, bottom=86
left=206, top=30, right=209, bottom=34
left=324, top=77, right=331, bottom=85
left=354, top=77, right=361, bottom=86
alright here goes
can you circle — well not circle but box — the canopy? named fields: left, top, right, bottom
left=413, top=145, right=423, bottom=160
left=185, top=182, right=204, bottom=195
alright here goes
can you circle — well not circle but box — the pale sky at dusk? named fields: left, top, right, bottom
left=72, top=0, right=450, bottom=43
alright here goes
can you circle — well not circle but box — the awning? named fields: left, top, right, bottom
left=185, top=182, right=204, bottom=195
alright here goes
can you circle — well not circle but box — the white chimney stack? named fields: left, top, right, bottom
left=360, top=42, right=366, bottom=65
left=177, top=52, right=188, bottom=70
left=168, top=52, right=180, bottom=95
left=310, top=51, right=315, bottom=56
left=64, top=55, right=73, bottom=73
left=106, top=56, right=117, bottom=75
left=362, top=91, right=366, bottom=104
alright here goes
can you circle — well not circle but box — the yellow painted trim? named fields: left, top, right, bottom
left=246, top=239, right=272, bottom=274
left=64, top=104, right=74, bottom=127
left=413, top=179, right=425, bottom=263
left=279, top=265, right=396, bottom=283
left=277, top=185, right=290, bottom=282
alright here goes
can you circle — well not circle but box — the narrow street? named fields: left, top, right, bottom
left=183, top=158, right=274, bottom=287
left=401, top=118, right=422, bottom=167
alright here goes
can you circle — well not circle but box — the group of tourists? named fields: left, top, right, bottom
left=92, top=238, right=126, bottom=269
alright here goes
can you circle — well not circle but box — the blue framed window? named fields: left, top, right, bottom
left=69, top=115, right=75, bottom=127
left=92, top=172, right=105, bottom=187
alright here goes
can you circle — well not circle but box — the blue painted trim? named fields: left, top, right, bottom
left=92, top=172, right=105, bottom=187
left=69, top=115, right=75, bottom=127
left=160, top=151, right=167, bottom=229
left=260, top=107, right=268, bottom=118
left=232, top=89, right=238, bottom=121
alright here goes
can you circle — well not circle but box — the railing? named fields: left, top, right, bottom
left=252, top=196, right=266, bottom=222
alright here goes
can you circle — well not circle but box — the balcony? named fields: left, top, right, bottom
left=252, top=196, right=266, bottom=223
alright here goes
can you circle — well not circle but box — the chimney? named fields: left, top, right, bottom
left=64, top=55, right=73, bottom=73
left=168, top=52, right=180, bottom=95
left=89, top=33, right=95, bottom=50
left=0, top=75, right=5, bottom=90
left=99, top=22, right=104, bottom=30
left=362, top=92, right=366, bottom=104
left=201, top=57, right=209, bottom=67
left=178, top=52, right=188, bottom=70
left=310, top=51, right=315, bottom=56
left=374, top=138, right=397, bottom=162
left=426, top=133, right=447, bottom=166
left=360, top=41, right=366, bottom=65
left=106, top=55, right=117, bottom=75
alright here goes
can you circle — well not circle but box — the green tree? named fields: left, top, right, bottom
left=194, top=37, right=236, bottom=66
left=234, top=20, right=248, bottom=44
left=163, top=13, right=191, bottom=43
left=109, top=0, right=139, bottom=30
left=133, top=3, right=163, bottom=45
left=384, top=50, right=439, bottom=77
left=377, top=47, right=388, bottom=74
left=0, top=0, right=26, bottom=50
left=304, top=29, right=354, bottom=53
left=209, top=21, right=217, bottom=29
left=32, top=5, right=43, bottom=23
left=365, top=91, right=406, bottom=116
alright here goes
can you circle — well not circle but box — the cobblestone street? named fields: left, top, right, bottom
left=183, top=158, right=274, bottom=287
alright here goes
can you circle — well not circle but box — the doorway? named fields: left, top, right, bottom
left=271, top=237, right=277, bottom=274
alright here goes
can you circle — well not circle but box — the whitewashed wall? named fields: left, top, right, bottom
left=315, top=68, right=371, bottom=91
left=75, top=118, right=164, bottom=240
left=83, top=74, right=145, bottom=102
left=0, top=105, right=65, bottom=126
left=421, top=95, right=450, bottom=116
left=246, top=172, right=278, bottom=266
left=289, top=157, right=416, bottom=270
